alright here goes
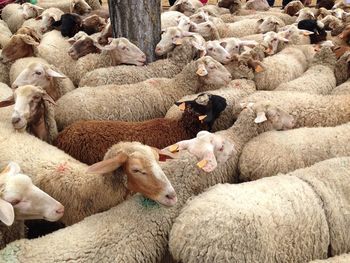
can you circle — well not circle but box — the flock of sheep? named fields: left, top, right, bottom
left=0, top=0, right=349, bottom=261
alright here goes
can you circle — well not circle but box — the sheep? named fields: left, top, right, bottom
left=0, top=161, right=64, bottom=249
left=239, top=122, right=350, bottom=181
left=298, top=19, right=327, bottom=44
left=79, top=36, right=201, bottom=87
left=165, top=79, right=257, bottom=132
left=311, top=254, right=350, bottom=262
left=0, top=30, right=147, bottom=86
left=283, top=0, right=304, bottom=16
left=0, top=85, right=58, bottom=143
left=334, top=51, right=350, bottom=85
left=10, top=57, right=75, bottom=100
left=161, top=11, right=187, bottom=29
left=52, top=13, right=106, bottom=38
left=196, top=4, right=231, bottom=16
left=37, top=0, right=92, bottom=15
left=295, top=7, right=316, bottom=23
left=2, top=3, right=43, bottom=33
left=238, top=92, right=350, bottom=128
left=67, top=33, right=101, bottom=60
left=96, top=17, right=111, bottom=45
left=245, top=0, right=270, bottom=11
left=190, top=17, right=285, bottom=40
left=275, top=46, right=336, bottom=94
left=55, top=56, right=232, bottom=130
left=0, top=105, right=178, bottom=225
left=331, top=80, right=350, bottom=95
left=36, top=7, right=64, bottom=34
left=332, top=2, right=350, bottom=12
left=84, top=0, right=101, bottom=10
left=252, top=45, right=316, bottom=90
left=1, top=26, right=41, bottom=63
left=0, top=20, right=12, bottom=49
left=0, top=101, right=297, bottom=262
left=220, top=11, right=297, bottom=25
left=54, top=93, right=227, bottom=165
left=169, top=157, right=350, bottom=262
left=169, top=0, right=203, bottom=16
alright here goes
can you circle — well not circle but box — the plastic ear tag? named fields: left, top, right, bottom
left=169, top=144, right=179, bottom=153
left=197, top=159, right=208, bottom=169
left=175, top=38, right=183, bottom=45
left=178, top=102, right=186, bottom=111
left=255, top=65, right=263, bottom=72
left=198, top=115, right=207, bottom=121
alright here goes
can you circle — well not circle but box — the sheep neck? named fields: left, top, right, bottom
left=27, top=102, right=48, bottom=142
left=179, top=110, right=210, bottom=137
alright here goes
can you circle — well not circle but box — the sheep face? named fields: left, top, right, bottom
left=99, top=37, right=146, bottom=66
left=263, top=32, right=289, bottom=54
left=0, top=162, right=64, bottom=226
left=196, top=56, right=232, bottom=86
left=0, top=85, right=55, bottom=133
left=155, top=27, right=192, bottom=56
left=97, top=20, right=112, bottom=45
left=70, top=0, right=92, bottom=15
left=177, top=16, right=192, bottom=31
left=257, top=17, right=283, bottom=33
left=172, top=0, right=198, bottom=16
left=53, top=13, right=83, bottom=38
left=22, top=3, right=43, bottom=19
left=82, top=14, right=106, bottom=35
left=68, top=35, right=100, bottom=60
left=339, top=25, right=350, bottom=42
left=241, top=101, right=296, bottom=130
left=205, top=40, right=232, bottom=64
left=87, top=142, right=177, bottom=207
left=295, top=8, right=315, bottom=23
left=245, top=0, right=270, bottom=11
left=1, top=34, right=39, bottom=63
left=190, top=21, right=216, bottom=40
left=40, top=11, right=62, bottom=33
left=12, top=63, right=66, bottom=101
left=284, top=0, right=304, bottom=16
left=189, top=11, right=209, bottom=24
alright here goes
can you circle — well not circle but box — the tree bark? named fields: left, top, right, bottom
left=108, top=0, right=161, bottom=62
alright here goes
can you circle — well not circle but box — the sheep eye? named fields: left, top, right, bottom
left=10, top=199, right=20, bottom=205
left=208, top=47, right=213, bottom=51
left=35, top=71, right=42, bottom=75
left=33, top=95, right=41, bottom=100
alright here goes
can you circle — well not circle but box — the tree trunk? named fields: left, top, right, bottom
left=108, top=0, right=161, bottom=62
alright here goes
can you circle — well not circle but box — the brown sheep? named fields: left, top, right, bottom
left=54, top=93, right=227, bottom=165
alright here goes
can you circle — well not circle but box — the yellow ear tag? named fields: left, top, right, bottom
left=198, top=115, right=207, bottom=122
left=169, top=144, right=179, bottom=153
left=265, top=47, right=272, bottom=54
left=303, top=32, right=309, bottom=36
left=175, top=39, right=183, bottom=45
left=197, top=159, right=208, bottom=169
left=178, top=102, right=186, bottom=111
left=196, top=68, right=207, bottom=76
left=0, top=165, right=10, bottom=175
left=255, top=65, right=263, bottom=72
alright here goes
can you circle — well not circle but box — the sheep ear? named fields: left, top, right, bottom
left=21, top=35, right=40, bottom=46
left=6, top=162, right=21, bottom=175
left=86, top=153, right=128, bottom=174
left=196, top=63, right=208, bottom=76
left=0, top=95, right=15, bottom=108
left=257, top=18, right=264, bottom=24
left=35, top=15, right=42, bottom=20
left=254, top=111, right=268, bottom=123
left=46, top=68, right=66, bottom=78
left=0, top=199, right=14, bottom=226
left=42, top=93, right=56, bottom=105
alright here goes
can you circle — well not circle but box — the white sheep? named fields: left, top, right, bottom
left=295, top=7, right=316, bottom=23
left=0, top=105, right=177, bottom=225
left=0, top=20, right=12, bottom=49
left=275, top=46, right=336, bottom=94
left=79, top=36, right=202, bottom=87
left=253, top=45, right=316, bottom=90
left=331, top=80, right=350, bottom=95
left=161, top=11, right=187, bottom=29
left=191, top=16, right=285, bottom=40
left=0, top=101, right=296, bottom=262
left=37, top=0, right=91, bottom=15
left=10, top=57, right=75, bottom=101
left=169, top=0, right=203, bottom=16
left=239, top=122, right=350, bottom=181
left=169, top=157, right=350, bottom=262
left=55, top=56, right=232, bottom=130
left=0, top=161, right=64, bottom=248
left=1, top=3, right=43, bottom=33
left=220, top=11, right=297, bottom=25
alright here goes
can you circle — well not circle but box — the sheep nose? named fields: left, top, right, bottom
left=165, top=191, right=177, bottom=201
left=55, top=205, right=64, bottom=215
left=12, top=117, right=21, bottom=124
